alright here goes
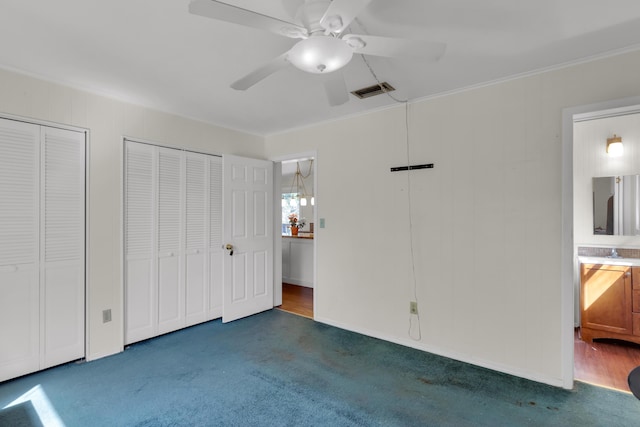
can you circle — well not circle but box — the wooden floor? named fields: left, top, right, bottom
left=574, top=328, right=640, bottom=392
left=277, top=283, right=313, bottom=319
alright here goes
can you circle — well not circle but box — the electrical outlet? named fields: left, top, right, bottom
left=102, top=309, right=112, bottom=323
left=409, top=301, right=418, bottom=315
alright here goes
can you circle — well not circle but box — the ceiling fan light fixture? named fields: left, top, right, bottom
left=323, top=15, right=344, bottom=33
left=287, top=36, right=353, bottom=73
left=280, top=26, right=308, bottom=38
left=344, top=36, right=366, bottom=50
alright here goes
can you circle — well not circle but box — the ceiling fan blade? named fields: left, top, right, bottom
left=231, top=52, right=290, bottom=90
left=344, top=34, right=446, bottom=61
left=320, top=0, right=372, bottom=34
left=189, top=0, right=308, bottom=39
left=323, top=71, right=349, bottom=106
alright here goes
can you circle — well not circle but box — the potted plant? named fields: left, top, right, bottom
left=288, top=213, right=306, bottom=236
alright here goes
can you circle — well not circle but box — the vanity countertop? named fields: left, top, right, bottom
left=578, top=256, right=640, bottom=266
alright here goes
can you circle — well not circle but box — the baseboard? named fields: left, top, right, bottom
left=85, top=347, right=123, bottom=362
left=207, top=307, right=222, bottom=320
left=282, top=279, right=313, bottom=288
left=314, top=316, right=567, bottom=389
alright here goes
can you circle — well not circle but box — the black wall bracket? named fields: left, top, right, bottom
left=390, top=163, right=434, bottom=172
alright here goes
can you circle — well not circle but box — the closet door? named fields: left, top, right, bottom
left=0, top=119, right=40, bottom=382
left=124, top=142, right=156, bottom=344
left=41, top=126, right=85, bottom=368
left=157, top=148, right=184, bottom=334
left=185, top=153, right=208, bottom=326
left=124, top=143, right=225, bottom=343
left=208, top=156, right=223, bottom=319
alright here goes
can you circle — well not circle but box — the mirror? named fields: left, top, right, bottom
left=593, top=175, right=640, bottom=235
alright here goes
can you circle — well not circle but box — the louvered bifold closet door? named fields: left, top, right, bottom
left=0, top=119, right=40, bottom=382
left=41, top=126, right=85, bottom=369
left=185, top=153, right=208, bottom=326
left=157, top=148, right=184, bottom=334
left=124, top=141, right=156, bottom=345
left=208, top=156, right=223, bottom=319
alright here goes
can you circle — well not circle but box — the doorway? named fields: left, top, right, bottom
left=565, top=98, right=640, bottom=392
left=279, top=283, right=313, bottom=318
left=275, top=155, right=316, bottom=319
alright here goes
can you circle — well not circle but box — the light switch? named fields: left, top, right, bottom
left=320, top=218, right=325, bottom=228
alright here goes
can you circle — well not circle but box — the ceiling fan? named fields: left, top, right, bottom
left=189, top=0, right=446, bottom=106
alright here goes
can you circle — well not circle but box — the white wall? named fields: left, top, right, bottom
left=265, top=49, right=640, bottom=387
left=0, top=68, right=264, bottom=361
left=574, top=113, right=640, bottom=247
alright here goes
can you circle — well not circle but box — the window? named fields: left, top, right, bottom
left=282, top=193, right=299, bottom=235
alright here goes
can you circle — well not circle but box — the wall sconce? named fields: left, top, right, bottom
left=607, top=134, right=623, bottom=156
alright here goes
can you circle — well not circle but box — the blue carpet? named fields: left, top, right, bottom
left=1, top=309, right=639, bottom=426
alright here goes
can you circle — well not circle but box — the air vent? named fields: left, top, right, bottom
left=351, top=82, right=395, bottom=99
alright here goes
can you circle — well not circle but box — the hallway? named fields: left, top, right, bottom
left=277, top=283, right=313, bottom=319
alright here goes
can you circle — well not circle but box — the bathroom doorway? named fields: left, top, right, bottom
left=567, top=99, right=640, bottom=392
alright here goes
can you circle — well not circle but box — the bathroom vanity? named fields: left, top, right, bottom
left=580, top=256, right=640, bottom=344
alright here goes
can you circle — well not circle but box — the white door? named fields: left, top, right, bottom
left=41, top=126, right=85, bottom=368
left=208, top=156, right=224, bottom=320
left=0, top=119, right=40, bottom=382
left=184, top=153, right=207, bottom=326
left=222, top=155, right=273, bottom=322
left=124, top=141, right=157, bottom=344
left=124, top=142, right=226, bottom=343
left=0, top=118, right=85, bottom=382
left=157, top=147, right=184, bottom=334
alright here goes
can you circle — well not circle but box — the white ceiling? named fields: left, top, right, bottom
left=2, top=0, right=640, bottom=136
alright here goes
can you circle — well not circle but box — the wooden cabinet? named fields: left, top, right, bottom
left=633, top=267, right=640, bottom=336
left=580, top=263, right=640, bottom=344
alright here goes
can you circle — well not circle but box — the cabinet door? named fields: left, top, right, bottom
left=41, top=126, right=85, bottom=368
left=581, top=264, right=632, bottom=335
left=185, top=153, right=207, bottom=326
left=124, top=141, right=156, bottom=344
left=157, top=148, right=184, bottom=334
left=0, top=119, right=40, bottom=382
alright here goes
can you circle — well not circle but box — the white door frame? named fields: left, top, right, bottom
left=270, top=150, right=317, bottom=314
left=561, top=95, right=640, bottom=389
